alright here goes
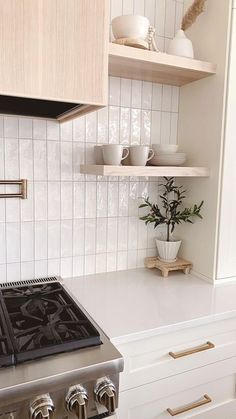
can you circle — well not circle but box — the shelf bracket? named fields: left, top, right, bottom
left=0, top=179, right=28, bottom=199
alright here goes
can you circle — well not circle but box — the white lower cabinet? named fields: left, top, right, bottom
left=116, top=320, right=236, bottom=419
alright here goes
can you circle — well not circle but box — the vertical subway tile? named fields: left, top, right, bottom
left=109, top=77, right=121, bottom=106
left=120, top=79, right=132, bottom=107
left=21, top=261, right=35, bottom=280
left=72, top=256, right=84, bottom=277
left=152, top=83, right=163, bottom=111
left=73, top=142, right=85, bottom=181
left=117, top=251, right=128, bottom=271
left=6, top=222, right=20, bottom=263
left=47, top=141, right=60, bottom=180
left=73, top=219, right=85, bottom=256
left=107, top=217, right=118, bottom=252
left=142, top=81, right=152, bottom=110
left=19, top=118, right=32, bottom=139
left=0, top=138, right=4, bottom=179
left=97, top=182, right=108, bottom=218
left=165, top=0, right=176, bottom=38
left=61, top=182, right=73, bottom=219
left=35, top=260, right=48, bottom=278
left=35, top=221, right=48, bottom=260
left=48, top=259, right=61, bottom=276
left=0, top=223, right=6, bottom=264
left=141, top=110, right=151, bottom=144
left=61, top=142, right=72, bottom=181
left=4, top=116, right=18, bottom=138
left=7, top=263, right=21, bottom=282
left=134, top=0, right=145, bottom=15
left=170, top=113, right=178, bottom=144
left=109, top=106, right=120, bottom=144
left=108, top=182, right=119, bottom=217
left=33, top=119, right=47, bottom=140
left=6, top=194, right=20, bottom=222
left=73, top=182, right=85, bottom=219
left=84, top=254, right=96, bottom=275
left=161, top=112, right=171, bottom=144
left=120, top=107, right=131, bottom=145
left=5, top=138, right=19, bottom=179
left=34, top=182, right=48, bottom=220
left=156, top=0, right=166, bottom=37
left=96, top=218, right=107, bottom=253
left=61, top=220, right=73, bottom=257
left=21, top=182, right=34, bottom=221
left=86, top=112, right=97, bottom=143
left=151, top=111, right=161, bottom=143
left=85, top=218, right=96, bottom=255
left=47, top=120, right=60, bottom=141
left=118, top=217, right=128, bottom=251
left=97, top=107, right=109, bottom=144
left=48, top=220, right=61, bottom=259
left=85, top=182, right=97, bottom=218
left=119, top=182, right=129, bottom=216
left=131, top=109, right=141, bottom=144
left=0, top=264, right=7, bottom=283
left=128, top=216, right=138, bottom=249
left=127, top=250, right=137, bottom=269
left=73, top=116, right=85, bottom=142
left=33, top=140, right=47, bottom=180
left=172, top=86, right=180, bottom=112
left=107, top=252, right=117, bottom=272
left=162, top=85, right=172, bottom=112
left=20, top=139, right=33, bottom=180
left=60, top=121, right=73, bottom=141
left=131, top=80, right=142, bottom=108
left=96, top=253, right=107, bottom=274
left=21, top=222, right=34, bottom=262
left=48, top=182, right=60, bottom=220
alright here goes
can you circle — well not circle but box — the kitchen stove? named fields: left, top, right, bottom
left=0, top=277, right=123, bottom=419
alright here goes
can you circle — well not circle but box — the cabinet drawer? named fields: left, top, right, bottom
left=118, top=357, right=236, bottom=419
left=116, top=317, right=236, bottom=390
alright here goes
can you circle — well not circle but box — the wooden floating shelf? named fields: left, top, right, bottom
left=109, top=43, right=216, bottom=86
left=80, top=165, right=210, bottom=178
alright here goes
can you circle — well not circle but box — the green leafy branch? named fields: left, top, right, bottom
left=139, top=177, right=203, bottom=241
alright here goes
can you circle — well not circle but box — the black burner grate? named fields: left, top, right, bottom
left=0, top=282, right=101, bottom=367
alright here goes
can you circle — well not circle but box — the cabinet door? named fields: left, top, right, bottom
left=0, top=0, right=109, bottom=106
left=117, top=358, right=236, bottom=419
left=217, top=9, right=236, bottom=279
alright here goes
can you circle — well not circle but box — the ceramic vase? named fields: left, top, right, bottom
left=155, top=238, right=182, bottom=263
left=167, top=30, right=194, bottom=59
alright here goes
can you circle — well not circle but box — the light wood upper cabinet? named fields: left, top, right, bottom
left=0, top=0, right=109, bottom=120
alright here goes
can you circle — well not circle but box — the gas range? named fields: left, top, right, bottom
left=0, top=277, right=123, bottom=419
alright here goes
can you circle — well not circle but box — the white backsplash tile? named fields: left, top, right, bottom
left=0, top=0, right=182, bottom=281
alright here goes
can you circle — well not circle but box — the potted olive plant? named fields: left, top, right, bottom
left=139, top=177, right=203, bottom=262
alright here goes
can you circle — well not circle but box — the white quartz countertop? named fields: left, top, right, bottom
left=63, top=269, right=236, bottom=345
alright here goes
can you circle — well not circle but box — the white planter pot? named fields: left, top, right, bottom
left=112, top=15, right=150, bottom=40
left=155, top=239, right=182, bottom=263
left=167, top=30, right=194, bottom=58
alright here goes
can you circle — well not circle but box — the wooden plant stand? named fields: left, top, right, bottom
left=145, top=257, right=193, bottom=278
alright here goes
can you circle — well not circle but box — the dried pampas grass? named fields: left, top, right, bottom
left=181, top=0, right=207, bottom=32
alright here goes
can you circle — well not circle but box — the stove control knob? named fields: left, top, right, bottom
left=30, top=394, right=54, bottom=419
left=66, top=385, right=88, bottom=419
left=94, top=378, right=116, bottom=414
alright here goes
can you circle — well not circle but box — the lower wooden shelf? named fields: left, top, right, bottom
left=80, top=165, right=210, bottom=177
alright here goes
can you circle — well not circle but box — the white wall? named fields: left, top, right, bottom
left=0, top=0, right=183, bottom=282
left=217, top=7, right=236, bottom=279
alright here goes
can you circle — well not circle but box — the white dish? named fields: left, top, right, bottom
left=152, top=144, right=179, bottom=154
left=112, top=15, right=150, bottom=40
left=148, top=154, right=186, bottom=166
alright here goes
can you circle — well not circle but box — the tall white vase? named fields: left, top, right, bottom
left=167, top=30, right=194, bottom=58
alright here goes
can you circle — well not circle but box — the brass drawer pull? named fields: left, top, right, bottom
left=169, top=341, right=215, bottom=359
left=167, top=394, right=212, bottom=416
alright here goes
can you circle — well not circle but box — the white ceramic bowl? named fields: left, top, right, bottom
left=112, top=15, right=150, bottom=40
left=152, top=144, right=179, bottom=154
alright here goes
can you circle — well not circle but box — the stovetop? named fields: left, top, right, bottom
left=0, top=279, right=101, bottom=367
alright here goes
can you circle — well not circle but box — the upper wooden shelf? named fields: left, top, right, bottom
left=108, top=43, right=216, bottom=86
left=80, top=165, right=209, bottom=178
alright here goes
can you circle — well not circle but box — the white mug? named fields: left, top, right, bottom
left=129, top=145, right=154, bottom=166
left=102, top=144, right=129, bottom=165
left=94, top=145, right=104, bottom=164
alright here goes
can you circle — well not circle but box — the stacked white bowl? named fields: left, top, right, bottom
left=148, top=144, right=186, bottom=166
